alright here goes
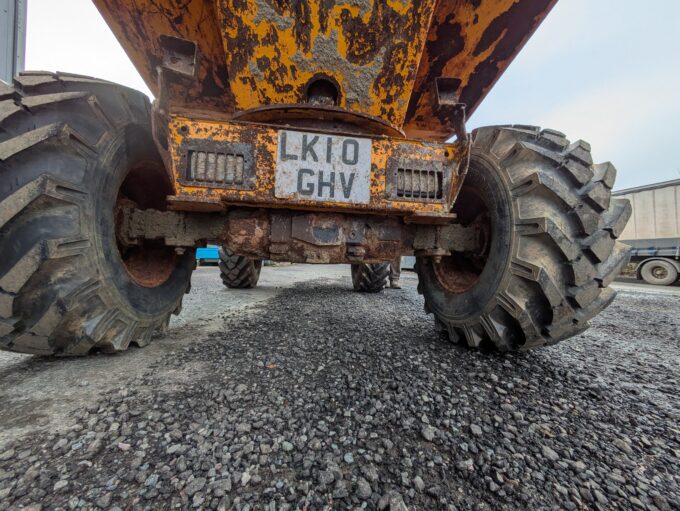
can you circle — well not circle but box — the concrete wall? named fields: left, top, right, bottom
left=0, top=0, right=27, bottom=83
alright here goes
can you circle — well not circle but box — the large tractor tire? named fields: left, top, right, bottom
left=219, top=247, right=262, bottom=289
left=416, top=125, right=631, bottom=351
left=351, top=263, right=390, bottom=293
left=0, top=72, right=194, bottom=355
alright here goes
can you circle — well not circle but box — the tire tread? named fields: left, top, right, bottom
left=351, top=263, right=390, bottom=293
left=419, top=125, right=631, bottom=351
left=0, top=73, right=189, bottom=355
left=218, top=247, right=262, bottom=289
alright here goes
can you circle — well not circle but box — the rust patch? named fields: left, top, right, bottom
left=120, top=245, right=178, bottom=288
left=403, top=0, right=557, bottom=140
left=432, top=254, right=481, bottom=294
left=404, top=15, right=465, bottom=125
left=216, top=0, right=436, bottom=126
left=94, top=0, right=556, bottom=142
left=461, top=0, right=555, bottom=112
left=92, top=0, right=236, bottom=112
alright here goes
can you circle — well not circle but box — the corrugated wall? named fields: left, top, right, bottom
left=617, top=182, right=680, bottom=241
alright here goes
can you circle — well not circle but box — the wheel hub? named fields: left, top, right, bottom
left=432, top=188, right=491, bottom=295
left=115, top=164, right=178, bottom=288
left=652, top=266, right=669, bottom=279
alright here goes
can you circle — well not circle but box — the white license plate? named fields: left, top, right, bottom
left=274, top=130, right=372, bottom=204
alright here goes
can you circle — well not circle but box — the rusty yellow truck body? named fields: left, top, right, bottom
left=91, top=0, right=555, bottom=217
left=0, top=0, right=632, bottom=356
left=93, top=0, right=555, bottom=136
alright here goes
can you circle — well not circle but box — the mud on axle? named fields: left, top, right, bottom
left=119, top=207, right=482, bottom=265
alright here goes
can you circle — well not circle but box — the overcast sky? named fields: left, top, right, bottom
left=25, top=0, right=680, bottom=190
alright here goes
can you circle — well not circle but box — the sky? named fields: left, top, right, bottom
left=25, top=0, right=680, bottom=191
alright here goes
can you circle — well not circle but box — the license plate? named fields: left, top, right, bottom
left=274, top=130, right=372, bottom=204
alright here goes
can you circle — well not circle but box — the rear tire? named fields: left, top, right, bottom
left=416, top=125, right=632, bottom=351
left=639, top=260, right=678, bottom=286
left=0, top=72, right=194, bottom=355
left=219, top=247, right=262, bottom=289
left=351, top=263, right=390, bottom=293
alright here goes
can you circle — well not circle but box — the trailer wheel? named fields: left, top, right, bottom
left=351, top=263, right=390, bottom=293
left=0, top=72, right=194, bottom=355
left=639, top=260, right=678, bottom=286
left=219, top=247, right=262, bottom=289
left=416, top=125, right=631, bottom=351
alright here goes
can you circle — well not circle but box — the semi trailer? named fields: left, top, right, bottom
left=615, top=179, right=680, bottom=286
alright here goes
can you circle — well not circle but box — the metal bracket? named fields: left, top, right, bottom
left=435, top=77, right=468, bottom=142
left=159, top=35, right=198, bottom=79
left=156, top=36, right=199, bottom=119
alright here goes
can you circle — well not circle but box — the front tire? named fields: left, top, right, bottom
left=416, top=125, right=632, bottom=351
left=351, top=263, right=390, bottom=293
left=219, top=247, right=262, bottom=289
left=0, top=72, right=194, bottom=355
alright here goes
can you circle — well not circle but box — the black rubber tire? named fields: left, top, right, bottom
left=416, top=125, right=632, bottom=351
left=219, top=247, right=262, bottom=289
left=351, top=263, right=390, bottom=293
left=0, top=72, right=194, bottom=355
left=639, top=260, right=678, bottom=286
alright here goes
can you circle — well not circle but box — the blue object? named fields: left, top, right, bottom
left=196, top=245, right=219, bottom=265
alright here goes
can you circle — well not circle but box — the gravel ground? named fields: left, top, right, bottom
left=0, top=267, right=678, bottom=511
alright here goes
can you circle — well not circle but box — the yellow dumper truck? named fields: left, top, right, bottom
left=0, top=0, right=630, bottom=355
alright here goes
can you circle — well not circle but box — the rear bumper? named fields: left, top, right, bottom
left=165, top=116, right=468, bottom=218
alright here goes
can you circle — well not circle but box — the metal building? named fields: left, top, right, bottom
left=1, top=0, right=27, bottom=83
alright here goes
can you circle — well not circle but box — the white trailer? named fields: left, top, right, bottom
left=614, top=179, right=680, bottom=285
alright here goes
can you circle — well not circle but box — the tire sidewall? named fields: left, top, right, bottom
left=417, top=151, right=515, bottom=323
left=90, top=125, right=193, bottom=318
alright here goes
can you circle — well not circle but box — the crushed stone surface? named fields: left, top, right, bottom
left=0, top=275, right=678, bottom=510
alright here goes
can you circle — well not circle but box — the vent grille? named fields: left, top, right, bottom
left=187, top=150, right=246, bottom=185
left=395, top=168, right=443, bottom=200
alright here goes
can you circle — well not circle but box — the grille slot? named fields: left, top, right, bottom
left=187, top=150, right=246, bottom=185
left=395, top=168, right=443, bottom=200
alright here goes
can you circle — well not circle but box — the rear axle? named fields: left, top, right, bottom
left=119, top=207, right=481, bottom=265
